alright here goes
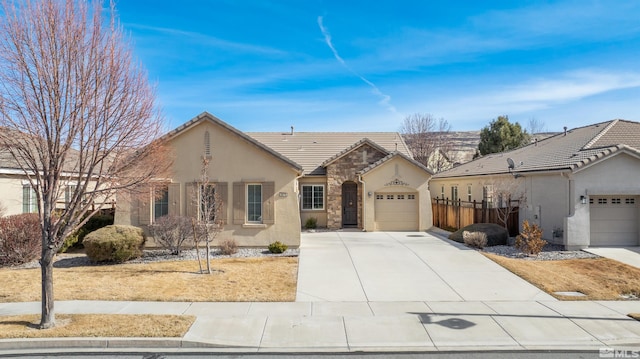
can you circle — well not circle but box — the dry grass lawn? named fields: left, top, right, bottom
left=484, top=253, right=640, bottom=300
left=0, top=314, right=194, bottom=339
left=0, top=257, right=298, bottom=302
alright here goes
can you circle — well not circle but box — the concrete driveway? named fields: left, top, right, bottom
left=583, top=247, right=640, bottom=269
left=296, top=231, right=555, bottom=302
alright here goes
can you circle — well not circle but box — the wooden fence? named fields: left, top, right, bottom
left=432, top=198, right=520, bottom=236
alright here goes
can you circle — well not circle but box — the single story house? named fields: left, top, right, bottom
left=430, top=119, right=640, bottom=249
left=115, top=112, right=434, bottom=246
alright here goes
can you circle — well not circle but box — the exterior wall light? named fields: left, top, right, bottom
left=580, top=195, right=587, bottom=204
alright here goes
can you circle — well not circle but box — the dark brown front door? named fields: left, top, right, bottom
left=342, top=182, right=357, bottom=227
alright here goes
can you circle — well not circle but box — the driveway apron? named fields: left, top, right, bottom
left=296, top=231, right=555, bottom=302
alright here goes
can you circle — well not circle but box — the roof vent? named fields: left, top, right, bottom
left=563, top=126, right=568, bottom=136
left=291, top=126, right=294, bottom=135
left=534, top=138, right=538, bottom=146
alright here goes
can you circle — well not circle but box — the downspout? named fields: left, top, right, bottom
left=293, top=171, right=304, bottom=211
left=358, top=174, right=366, bottom=232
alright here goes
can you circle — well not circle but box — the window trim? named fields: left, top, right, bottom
left=23, top=185, right=37, bottom=213
left=301, top=184, right=324, bottom=210
left=246, top=183, right=263, bottom=224
left=153, top=185, right=169, bottom=220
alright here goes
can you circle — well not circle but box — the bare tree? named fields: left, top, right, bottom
left=400, top=113, right=454, bottom=172
left=0, top=0, right=170, bottom=328
left=527, top=117, right=546, bottom=135
left=191, top=156, right=224, bottom=274
left=484, top=177, right=526, bottom=234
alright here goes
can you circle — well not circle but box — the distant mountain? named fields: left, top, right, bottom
left=418, top=131, right=560, bottom=166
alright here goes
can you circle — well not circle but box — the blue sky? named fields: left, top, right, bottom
left=116, top=0, right=640, bottom=133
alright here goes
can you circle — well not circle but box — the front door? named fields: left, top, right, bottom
left=342, top=182, right=358, bottom=227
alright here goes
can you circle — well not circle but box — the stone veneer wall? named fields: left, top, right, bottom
left=326, top=144, right=387, bottom=229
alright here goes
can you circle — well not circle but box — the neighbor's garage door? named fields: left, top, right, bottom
left=374, top=193, right=418, bottom=231
left=590, top=196, right=639, bottom=246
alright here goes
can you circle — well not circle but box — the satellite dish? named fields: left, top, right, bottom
left=507, top=158, right=515, bottom=170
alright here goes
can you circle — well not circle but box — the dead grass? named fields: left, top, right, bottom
left=0, top=314, right=194, bottom=339
left=483, top=253, right=640, bottom=300
left=0, top=257, right=298, bottom=302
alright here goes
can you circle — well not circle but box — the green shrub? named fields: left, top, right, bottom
left=0, top=214, right=41, bottom=266
left=84, top=225, right=145, bottom=263
left=463, top=231, right=488, bottom=249
left=59, top=213, right=114, bottom=253
left=516, top=220, right=546, bottom=255
left=268, top=241, right=288, bottom=254
left=449, top=223, right=508, bottom=247
left=304, top=217, right=317, bottom=229
left=219, top=238, right=238, bottom=255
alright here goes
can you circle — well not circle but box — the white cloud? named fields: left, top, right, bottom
left=317, top=16, right=397, bottom=114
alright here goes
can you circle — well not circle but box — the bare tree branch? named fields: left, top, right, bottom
left=0, top=0, right=171, bottom=329
left=400, top=113, right=454, bottom=172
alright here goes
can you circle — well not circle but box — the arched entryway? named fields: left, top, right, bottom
left=342, top=181, right=358, bottom=227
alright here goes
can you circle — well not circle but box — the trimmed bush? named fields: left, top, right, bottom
left=304, top=217, right=317, bottom=229
left=463, top=231, right=488, bottom=249
left=449, top=223, right=508, bottom=247
left=84, top=225, right=145, bottom=263
left=219, top=238, right=238, bottom=255
left=0, top=213, right=41, bottom=267
left=516, top=220, right=547, bottom=255
left=268, top=241, right=288, bottom=254
left=59, top=213, right=114, bottom=253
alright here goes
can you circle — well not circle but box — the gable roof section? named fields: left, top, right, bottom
left=321, top=138, right=390, bottom=167
left=163, top=112, right=303, bottom=173
left=359, top=151, right=434, bottom=176
left=433, top=119, right=640, bottom=179
left=247, top=131, right=411, bottom=175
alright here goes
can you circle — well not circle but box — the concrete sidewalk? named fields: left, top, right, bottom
left=1, top=300, right=640, bottom=352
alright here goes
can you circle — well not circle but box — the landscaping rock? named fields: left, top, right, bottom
left=449, top=223, right=508, bottom=247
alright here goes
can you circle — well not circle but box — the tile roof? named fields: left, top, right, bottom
left=246, top=131, right=411, bottom=175
left=433, top=119, right=640, bottom=179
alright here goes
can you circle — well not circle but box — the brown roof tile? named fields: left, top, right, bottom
left=433, top=119, right=640, bottom=178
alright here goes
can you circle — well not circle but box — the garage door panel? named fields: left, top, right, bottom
left=590, top=196, right=639, bottom=246
left=375, top=192, right=418, bottom=231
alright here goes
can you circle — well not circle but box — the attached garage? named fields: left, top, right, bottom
left=590, top=195, right=639, bottom=246
left=374, top=192, right=418, bottom=231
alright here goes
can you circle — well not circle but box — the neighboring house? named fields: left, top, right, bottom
left=115, top=112, right=434, bottom=247
left=430, top=119, right=640, bottom=249
left=0, top=145, right=112, bottom=216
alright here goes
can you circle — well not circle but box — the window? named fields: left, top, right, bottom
left=598, top=198, right=607, bottom=204
left=467, top=185, right=472, bottom=202
left=589, top=198, right=594, bottom=204
left=65, top=185, right=77, bottom=206
left=154, top=186, right=169, bottom=219
left=612, top=198, right=621, bottom=204
left=483, top=185, right=494, bottom=208
left=440, top=185, right=445, bottom=199
left=301, top=185, right=324, bottom=210
left=408, top=194, right=415, bottom=200
left=626, top=198, right=636, bottom=204
left=200, top=184, right=217, bottom=222
left=386, top=194, right=394, bottom=200
left=247, top=184, right=262, bottom=223
left=23, top=185, right=37, bottom=213
left=397, top=194, right=405, bottom=200
left=375, top=194, right=384, bottom=200
left=451, top=186, right=458, bottom=202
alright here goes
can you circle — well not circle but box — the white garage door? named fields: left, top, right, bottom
left=374, top=192, right=418, bottom=231
left=590, top=196, right=639, bottom=246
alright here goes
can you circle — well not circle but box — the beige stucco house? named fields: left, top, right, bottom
left=115, top=112, right=434, bottom=247
left=430, top=119, right=640, bottom=249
